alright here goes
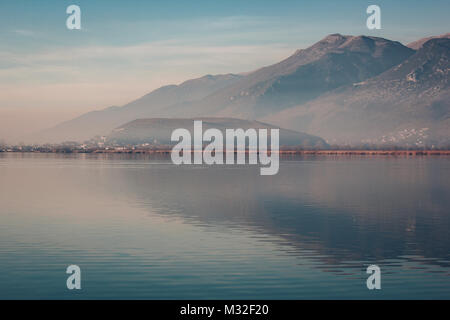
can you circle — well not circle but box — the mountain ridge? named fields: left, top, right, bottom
left=407, top=32, right=450, bottom=50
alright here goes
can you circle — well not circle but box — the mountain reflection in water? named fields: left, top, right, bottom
left=0, top=153, right=449, bottom=299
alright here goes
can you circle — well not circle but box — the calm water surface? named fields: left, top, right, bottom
left=0, top=153, right=449, bottom=299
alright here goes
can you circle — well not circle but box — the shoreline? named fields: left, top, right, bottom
left=2, top=150, right=450, bottom=156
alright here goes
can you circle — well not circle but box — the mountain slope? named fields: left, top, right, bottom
left=106, top=118, right=328, bottom=148
left=168, top=34, right=415, bottom=118
left=266, top=38, right=450, bottom=147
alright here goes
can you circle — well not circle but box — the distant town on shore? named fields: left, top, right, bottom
left=1, top=136, right=449, bottom=156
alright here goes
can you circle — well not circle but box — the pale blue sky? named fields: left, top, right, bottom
left=0, top=0, right=449, bottom=140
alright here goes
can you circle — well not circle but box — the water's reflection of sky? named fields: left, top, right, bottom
left=0, top=153, right=449, bottom=299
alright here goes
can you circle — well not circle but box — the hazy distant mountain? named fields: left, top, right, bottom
left=36, top=74, right=242, bottom=143
left=266, top=38, right=450, bottom=147
left=107, top=118, right=328, bottom=148
left=407, top=33, right=450, bottom=50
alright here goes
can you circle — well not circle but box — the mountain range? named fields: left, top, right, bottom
left=36, top=33, right=450, bottom=147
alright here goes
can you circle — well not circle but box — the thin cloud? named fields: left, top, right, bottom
left=0, top=40, right=294, bottom=83
left=12, top=29, right=36, bottom=37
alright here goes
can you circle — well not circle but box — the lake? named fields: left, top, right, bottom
left=0, top=153, right=449, bottom=299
